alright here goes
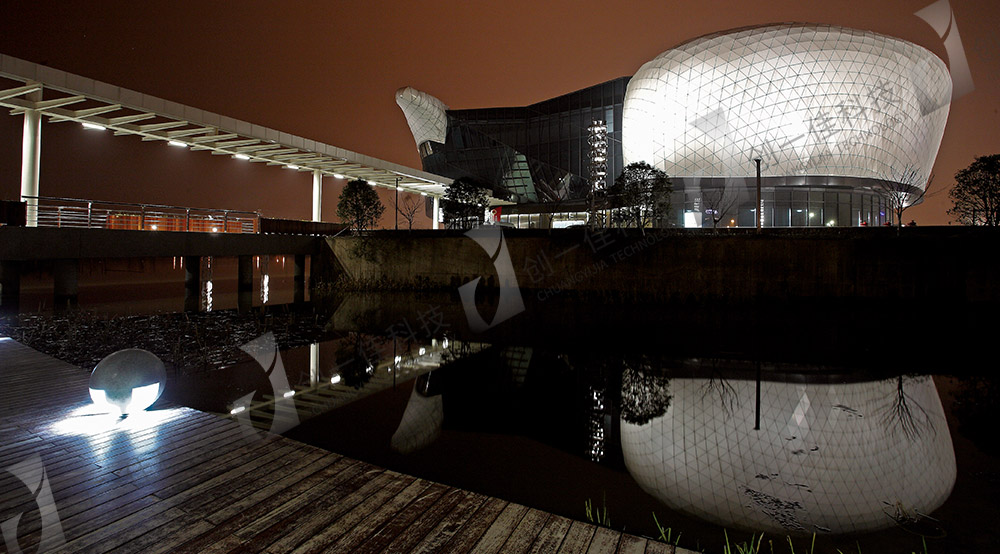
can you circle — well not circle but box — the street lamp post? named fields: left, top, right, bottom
left=394, top=177, right=400, bottom=231
left=754, top=157, right=762, bottom=232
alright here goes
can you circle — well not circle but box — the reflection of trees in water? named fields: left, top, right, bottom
left=620, top=356, right=672, bottom=425
left=698, top=360, right=740, bottom=416
left=881, top=375, right=934, bottom=441
left=953, top=375, right=1000, bottom=455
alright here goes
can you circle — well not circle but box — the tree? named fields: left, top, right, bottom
left=872, top=166, right=932, bottom=227
left=397, top=195, right=422, bottom=230
left=702, top=178, right=740, bottom=229
left=947, top=154, right=1000, bottom=226
left=337, top=179, right=384, bottom=231
left=443, top=176, right=489, bottom=229
left=607, top=162, right=672, bottom=229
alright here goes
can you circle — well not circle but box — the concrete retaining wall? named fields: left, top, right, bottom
left=322, top=227, right=1000, bottom=304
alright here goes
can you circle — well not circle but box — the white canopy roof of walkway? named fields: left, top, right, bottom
left=0, top=53, right=452, bottom=198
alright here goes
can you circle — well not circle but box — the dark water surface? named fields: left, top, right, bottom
left=2, top=280, right=997, bottom=554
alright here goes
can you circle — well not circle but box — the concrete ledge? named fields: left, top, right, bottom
left=0, top=227, right=323, bottom=260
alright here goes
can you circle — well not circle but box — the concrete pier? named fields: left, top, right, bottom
left=238, top=254, right=253, bottom=312
left=53, top=258, right=79, bottom=309
left=184, top=255, right=201, bottom=312
left=294, top=254, right=306, bottom=304
left=0, top=260, right=20, bottom=312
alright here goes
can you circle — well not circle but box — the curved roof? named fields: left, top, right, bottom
left=622, top=24, right=952, bottom=186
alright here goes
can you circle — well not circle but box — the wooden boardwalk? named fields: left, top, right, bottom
left=0, top=338, right=687, bottom=554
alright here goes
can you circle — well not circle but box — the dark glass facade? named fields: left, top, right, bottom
left=419, top=77, right=629, bottom=203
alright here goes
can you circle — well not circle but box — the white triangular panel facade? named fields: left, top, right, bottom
left=622, top=24, right=952, bottom=188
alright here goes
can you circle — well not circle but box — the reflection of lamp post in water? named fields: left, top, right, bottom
left=754, top=157, right=762, bottom=231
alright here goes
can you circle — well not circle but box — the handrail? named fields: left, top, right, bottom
left=21, top=195, right=261, bottom=233
left=21, top=195, right=260, bottom=216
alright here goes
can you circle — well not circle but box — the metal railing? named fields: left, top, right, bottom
left=22, top=196, right=260, bottom=233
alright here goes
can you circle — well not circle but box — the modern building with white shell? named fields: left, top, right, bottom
left=398, top=24, right=953, bottom=227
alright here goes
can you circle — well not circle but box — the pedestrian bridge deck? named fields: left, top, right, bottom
left=0, top=338, right=683, bottom=553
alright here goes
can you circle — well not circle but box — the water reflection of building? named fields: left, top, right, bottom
left=620, top=376, right=956, bottom=535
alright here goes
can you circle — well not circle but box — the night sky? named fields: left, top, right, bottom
left=1, top=0, right=998, bottom=225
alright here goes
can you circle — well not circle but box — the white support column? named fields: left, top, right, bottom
left=20, top=88, right=42, bottom=227
left=311, top=170, right=322, bottom=222
left=432, top=196, right=440, bottom=230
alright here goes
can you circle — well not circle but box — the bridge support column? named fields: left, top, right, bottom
left=20, top=87, right=42, bottom=227
left=0, top=261, right=21, bottom=313
left=238, top=255, right=253, bottom=313
left=293, top=254, right=305, bottom=304
left=312, top=171, right=323, bottom=222
left=432, top=196, right=440, bottom=230
left=184, top=256, right=200, bottom=312
left=53, top=259, right=79, bottom=309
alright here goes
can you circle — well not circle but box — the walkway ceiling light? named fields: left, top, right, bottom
left=234, top=154, right=250, bottom=160
left=333, top=173, right=346, bottom=179
left=167, top=140, right=187, bottom=147
left=420, top=192, right=428, bottom=196
left=286, top=164, right=300, bottom=170
left=81, top=122, right=106, bottom=131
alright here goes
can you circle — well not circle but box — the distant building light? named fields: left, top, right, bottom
left=150, top=224, right=158, bottom=230
left=168, top=140, right=187, bottom=147
left=418, top=347, right=426, bottom=355
left=211, top=227, right=218, bottom=232
left=234, top=154, right=250, bottom=160
left=82, top=122, right=106, bottom=131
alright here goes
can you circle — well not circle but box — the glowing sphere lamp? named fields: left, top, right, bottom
left=89, top=349, right=167, bottom=416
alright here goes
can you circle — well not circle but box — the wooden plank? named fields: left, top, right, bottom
left=615, top=534, right=649, bottom=554
left=526, top=514, right=574, bottom=554
left=287, top=473, right=419, bottom=553
left=230, top=461, right=373, bottom=544
left=644, top=540, right=676, bottom=554
left=586, top=526, right=621, bottom=554
left=299, top=476, right=431, bottom=554
left=557, top=520, right=597, bottom=554
left=438, top=496, right=509, bottom=554
left=406, top=490, right=490, bottom=554
left=176, top=456, right=358, bottom=552
left=468, top=501, right=530, bottom=554
left=105, top=509, right=215, bottom=554
left=497, top=508, right=552, bottom=554
left=255, top=469, right=392, bottom=552
left=349, top=482, right=453, bottom=554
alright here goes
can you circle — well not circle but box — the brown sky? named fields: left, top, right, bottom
left=1, top=0, right=998, bottom=225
